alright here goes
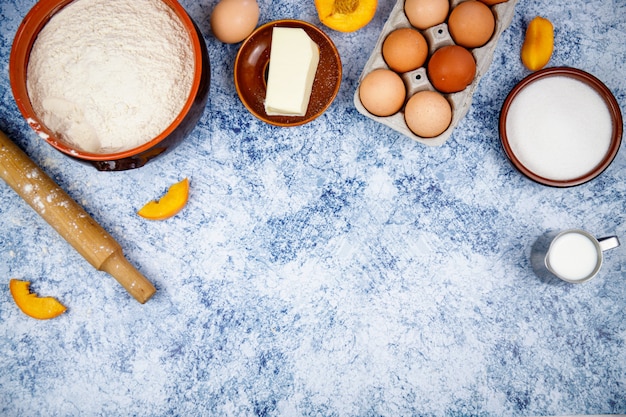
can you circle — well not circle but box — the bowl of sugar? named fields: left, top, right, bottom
left=499, top=67, right=622, bottom=187
left=9, top=0, right=210, bottom=171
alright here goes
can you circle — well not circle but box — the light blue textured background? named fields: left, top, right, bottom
left=1, top=0, right=625, bottom=416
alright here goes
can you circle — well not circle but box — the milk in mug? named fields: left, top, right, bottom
left=547, top=231, right=599, bottom=281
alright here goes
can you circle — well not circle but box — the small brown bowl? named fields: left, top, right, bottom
left=9, top=0, right=210, bottom=171
left=499, top=67, right=622, bottom=187
left=234, top=19, right=342, bottom=127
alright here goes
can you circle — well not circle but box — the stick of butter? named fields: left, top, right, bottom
left=264, top=27, right=320, bottom=117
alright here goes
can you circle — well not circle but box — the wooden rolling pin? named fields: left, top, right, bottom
left=0, top=130, right=156, bottom=304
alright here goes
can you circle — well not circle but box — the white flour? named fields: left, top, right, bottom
left=27, top=0, right=194, bottom=153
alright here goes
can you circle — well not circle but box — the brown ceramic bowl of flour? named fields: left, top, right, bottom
left=9, top=0, right=210, bottom=171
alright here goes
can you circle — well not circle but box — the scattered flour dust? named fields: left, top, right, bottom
left=27, top=0, right=194, bottom=153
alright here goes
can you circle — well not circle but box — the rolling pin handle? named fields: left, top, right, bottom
left=100, top=250, right=156, bottom=304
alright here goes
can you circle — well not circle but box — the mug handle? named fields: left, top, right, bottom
left=598, top=236, right=620, bottom=252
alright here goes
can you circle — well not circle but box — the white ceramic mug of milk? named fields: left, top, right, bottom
left=544, top=229, right=620, bottom=283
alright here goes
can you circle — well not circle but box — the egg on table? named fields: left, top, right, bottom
left=210, top=0, right=260, bottom=44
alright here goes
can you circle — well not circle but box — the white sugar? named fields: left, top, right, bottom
left=505, top=76, right=612, bottom=181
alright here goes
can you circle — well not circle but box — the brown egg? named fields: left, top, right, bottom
left=404, top=90, right=452, bottom=137
left=448, top=1, right=495, bottom=48
left=359, top=69, right=406, bottom=117
left=404, top=0, right=449, bottom=30
left=382, top=28, right=429, bottom=73
left=480, top=0, right=508, bottom=5
left=427, top=45, right=476, bottom=93
left=210, top=0, right=260, bottom=44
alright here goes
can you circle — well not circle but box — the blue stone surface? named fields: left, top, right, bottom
left=0, top=0, right=625, bottom=416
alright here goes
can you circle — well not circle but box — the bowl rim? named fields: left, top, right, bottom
left=233, top=19, right=342, bottom=127
left=499, top=66, right=623, bottom=187
left=9, top=0, right=204, bottom=161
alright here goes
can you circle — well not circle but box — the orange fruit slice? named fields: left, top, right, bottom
left=521, top=16, right=554, bottom=71
left=9, top=279, right=67, bottom=320
left=137, top=178, right=189, bottom=220
left=315, top=0, right=378, bottom=33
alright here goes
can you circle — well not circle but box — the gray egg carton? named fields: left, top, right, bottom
left=354, top=0, right=519, bottom=146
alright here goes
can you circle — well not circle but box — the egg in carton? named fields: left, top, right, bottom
left=354, top=0, right=519, bottom=146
